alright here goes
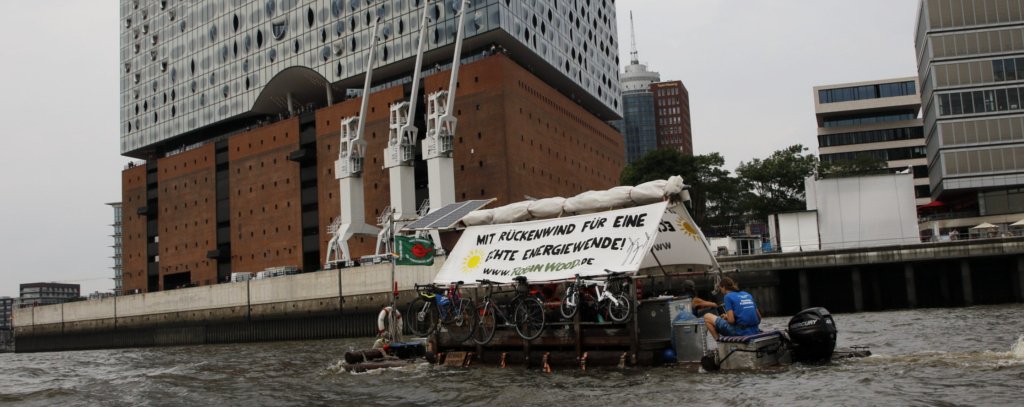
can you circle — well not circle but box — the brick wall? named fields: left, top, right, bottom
left=156, top=144, right=217, bottom=288
left=228, top=118, right=304, bottom=273
left=121, top=165, right=148, bottom=293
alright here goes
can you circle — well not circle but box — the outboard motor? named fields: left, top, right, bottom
left=787, top=307, right=837, bottom=363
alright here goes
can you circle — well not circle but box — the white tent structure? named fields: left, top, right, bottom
left=434, top=176, right=720, bottom=284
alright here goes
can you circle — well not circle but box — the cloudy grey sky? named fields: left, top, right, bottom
left=0, top=1, right=921, bottom=297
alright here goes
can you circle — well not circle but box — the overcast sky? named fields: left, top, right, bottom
left=0, top=1, right=921, bottom=297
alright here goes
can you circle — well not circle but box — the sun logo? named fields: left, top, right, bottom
left=677, top=217, right=700, bottom=241
left=461, top=248, right=485, bottom=273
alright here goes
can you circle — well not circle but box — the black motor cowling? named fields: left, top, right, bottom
left=787, top=307, right=837, bottom=363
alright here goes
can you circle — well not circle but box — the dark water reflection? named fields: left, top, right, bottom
left=2, top=304, right=1022, bottom=406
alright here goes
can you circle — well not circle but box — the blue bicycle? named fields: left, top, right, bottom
left=407, top=281, right=477, bottom=343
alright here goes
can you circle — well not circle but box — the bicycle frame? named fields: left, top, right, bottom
left=562, top=271, right=632, bottom=322
left=413, top=282, right=468, bottom=323
left=478, top=283, right=517, bottom=325
left=571, top=276, right=626, bottom=308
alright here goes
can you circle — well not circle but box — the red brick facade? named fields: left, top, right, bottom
left=156, top=144, right=218, bottom=289
left=121, top=165, right=148, bottom=293
left=120, top=54, right=624, bottom=293
left=651, top=81, right=693, bottom=156
left=227, top=118, right=306, bottom=275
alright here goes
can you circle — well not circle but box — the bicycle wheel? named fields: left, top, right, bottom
left=445, top=298, right=478, bottom=343
left=406, top=296, right=438, bottom=337
left=607, top=293, right=633, bottom=323
left=514, top=297, right=546, bottom=341
left=559, top=286, right=579, bottom=320
left=472, top=301, right=498, bottom=345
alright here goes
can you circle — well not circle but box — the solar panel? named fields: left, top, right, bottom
left=402, top=199, right=494, bottom=231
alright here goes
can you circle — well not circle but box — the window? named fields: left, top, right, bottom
left=938, top=86, right=1024, bottom=117
left=817, top=127, right=924, bottom=147
left=819, top=81, right=915, bottom=104
left=273, top=21, right=288, bottom=40
left=823, top=112, right=917, bottom=128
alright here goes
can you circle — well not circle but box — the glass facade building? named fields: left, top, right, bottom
left=615, top=50, right=661, bottom=164
left=916, top=0, right=1024, bottom=225
left=615, top=39, right=691, bottom=162
left=814, top=77, right=931, bottom=205
left=620, top=91, right=657, bottom=163
left=120, top=0, right=622, bottom=157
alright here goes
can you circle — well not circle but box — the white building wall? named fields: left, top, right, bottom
left=772, top=212, right=820, bottom=253
left=809, top=174, right=919, bottom=250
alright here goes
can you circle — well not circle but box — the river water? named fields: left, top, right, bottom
left=1, top=304, right=1022, bottom=406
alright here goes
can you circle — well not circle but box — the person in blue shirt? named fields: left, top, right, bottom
left=702, top=277, right=761, bottom=339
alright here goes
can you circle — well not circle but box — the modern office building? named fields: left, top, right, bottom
left=121, top=0, right=621, bottom=154
left=0, top=297, right=13, bottom=330
left=616, top=14, right=691, bottom=163
left=652, top=81, right=692, bottom=156
left=119, top=1, right=625, bottom=293
left=916, top=0, right=1024, bottom=235
left=108, top=202, right=124, bottom=295
left=814, top=78, right=930, bottom=205
left=618, top=54, right=660, bottom=163
left=19, top=283, right=81, bottom=308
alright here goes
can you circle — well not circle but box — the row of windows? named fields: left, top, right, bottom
left=934, top=56, right=1024, bottom=88
left=925, top=0, right=1024, bottom=31
left=939, top=115, right=1024, bottom=147
left=821, top=146, right=927, bottom=163
left=930, top=26, right=1024, bottom=60
left=655, top=86, right=681, bottom=97
left=937, top=85, right=1024, bottom=116
left=659, top=116, right=683, bottom=126
left=818, top=81, right=916, bottom=104
left=823, top=113, right=918, bottom=128
left=818, top=126, right=924, bottom=147
left=943, top=145, right=1024, bottom=176
left=20, top=287, right=77, bottom=294
left=659, top=107, right=682, bottom=116
left=980, top=186, right=1024, bottom=216
left=657, top=97, right=680, bottom=107
left=993, top=57, right=1024, bottom=82
left=659, top=126, right=686, bottom=136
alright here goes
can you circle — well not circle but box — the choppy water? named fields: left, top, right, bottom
left=2, top=305, right=1023, bottom=406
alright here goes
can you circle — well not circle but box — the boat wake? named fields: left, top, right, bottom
left=1011, top=335, right=1024, bottom=359
left=862, top=335, right=1024, bottom=369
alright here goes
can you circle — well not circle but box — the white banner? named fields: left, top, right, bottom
left=434, top=202, right=669, bottom=284
left=640, top=204, right=716, bottom=269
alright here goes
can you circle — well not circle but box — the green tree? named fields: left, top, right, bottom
left=735, top=144, right=818, bottom=221
left=818, top=154, right=888, bottom=178
left=620, top=149, right=737, bottom=226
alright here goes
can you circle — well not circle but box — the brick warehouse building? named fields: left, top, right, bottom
left=119, top=1, right=624, bottom=293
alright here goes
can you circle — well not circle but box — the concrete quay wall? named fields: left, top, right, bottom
left=718, top=237, right=1024, bottom=314
left=13, top=239, right=1024, bottom=352
left=718, top=238, right=1024, bottom=272
left=13, top=260, right=444, bottom=351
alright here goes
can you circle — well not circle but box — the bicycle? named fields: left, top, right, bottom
left=407, top=281, right=477, bottom=343
left=559, top=270, right=633, bottom=323
left=473, top=276, right=547, bottom=344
